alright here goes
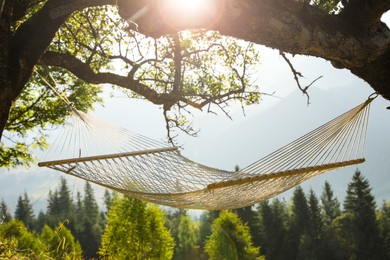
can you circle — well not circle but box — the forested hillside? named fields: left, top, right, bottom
left=1, top=169, right=390, bottom=259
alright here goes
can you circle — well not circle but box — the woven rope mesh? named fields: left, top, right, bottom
left=39, top=98, right=373, bottom=210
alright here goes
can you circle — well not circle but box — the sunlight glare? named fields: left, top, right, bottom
left=160, top=0, right=216, bottom=28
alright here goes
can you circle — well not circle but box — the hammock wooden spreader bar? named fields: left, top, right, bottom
left=38, top=96, right=375, bottom=210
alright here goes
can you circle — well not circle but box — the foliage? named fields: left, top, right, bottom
left=0, top=200, right=12, bottom=224
left=337, top=170, right=385, bottom=259
left=257, top=199, right=289, bottom=259
left=321, top=180, right=341, bottom=226
left=205, top=210, right=264, bottom=260
left=311, top=0, right=341, bottom=13
left=76, top=181, right=103, bottom=259
left=99, top=196, right=174, bottom=259
left=2, top=3, right=264, bottom=167
left=14, top=192, right=35, bottom=231
left=176, top=213, right=199, bottom=259
left=378, top=201, right=390, bottom=259
left=2, top=170, right=390, bottom=258
left=39, top=223, right=82, bottom=259
left=0, top=219, right=41, bottom=256
left=1, top=67, right=102, bottom=168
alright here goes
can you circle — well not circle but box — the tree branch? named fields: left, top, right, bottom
left=10, top=0, right=116, bottom=87
left=40, top=51, right=176, bottom=106
left=280, top=51, right=323, bottom=104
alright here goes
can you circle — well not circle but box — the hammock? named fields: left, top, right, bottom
left=38, top=96, right=375, bottom=210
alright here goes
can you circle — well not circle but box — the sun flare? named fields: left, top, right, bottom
left=160, top=0, right=216, bottom=27
left=163, top=0, right=208, bottom=15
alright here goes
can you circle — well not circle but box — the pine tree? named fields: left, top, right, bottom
left=103, top=189, right=114, bottom=214
left=378, top=201, right=390, bottom=259
left=78, top=181, right=103, bottom=259
left=321, top=181, right=341, bottom=226
left=99, top=196, right=174, bottom=259
left=0, top=199, right=12, bottom=223
left=286, top=186, right=310, bottom=260
left=46, top=178, right=75, bottom=231
left=298, top=190, right=325, bottom=260
left=257, top=199, right=289, bottom=260
left=320, top=181, right=343, bottom=259
left=35, top=211, right=46, bottom=233
left=338, top=169, right=385, bottom=259
left=14, top=192, right=35, bottom=230
left=205, top=210, right=264, bottom=260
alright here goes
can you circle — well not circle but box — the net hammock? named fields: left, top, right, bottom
left=38, top=95, right=375, bottom=210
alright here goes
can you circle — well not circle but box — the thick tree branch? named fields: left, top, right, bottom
left=10, top=0, right=115, bottom=87
left=118, top=0, right=390, bottom=100
left=40, top=51, right=177, bottom=106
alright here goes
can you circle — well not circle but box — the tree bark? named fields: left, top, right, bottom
left=0, top=0, right=115, bottom=138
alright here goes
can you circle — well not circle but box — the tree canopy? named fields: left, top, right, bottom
left=1, top=0, right=389, bottom=167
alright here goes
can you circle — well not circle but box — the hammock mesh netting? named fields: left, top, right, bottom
left=39, top=97, right=374, bottom=210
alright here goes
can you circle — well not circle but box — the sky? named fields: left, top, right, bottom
left=0, top=10, right=389, bottom=215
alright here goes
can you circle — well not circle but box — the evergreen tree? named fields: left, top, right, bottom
left=338, top=170, right=384, bottom=259
left=14, top=192, right=35, bottom=230
left=205, top=210, right=264, bottom=260
left=298, top=190, right=325, bottom=260
left=103, top=189, right=114, bottom=214
left=286, top=186, right=310, bottom=260
left=46, top=178, right=75, bottom=231
left=378, top=201, right=390, bottom=259
left=0, top=199, right=12, bottom=223
left=176, top=213, right=199, bottom=259
left=99, top=196, right=174, bottom=259
left=257, top=199, right=289, bottom=260
left=234, top=206, right=261, bottom=246
left=321, top=181, right=341, bottom=226
left=35, top=210, right=46, bottom=233
left=320, top=181, right=343, bottom=260
left=78, top=181, right=103, bottom=259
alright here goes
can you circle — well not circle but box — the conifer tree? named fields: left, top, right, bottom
left=286, top=186, right=310, bottom=259
left=46, top=178, right=75, bottom=231
left=337, top=170, right=385, bottom=259
left=103, top=189, right=114, bottom=214
left=320, top=181, right=343, bottom=259
left=205, top=210, right=264, bottom=260
left=99, top=196, right=174, bottom=259
left=298, top=190, right=325, bottom=259
left=0, top=199, right=12, bottom=223
left=35, top=211, right=46, bottom=233
left=378, top=201, right=390, bottom=259
left=235, top=206, right=261, bottom=246
left=14, top=192, right=35, bottom=230
left=321, top=181, right=341, bottom=226
left=78, top=181, right=102, bottom=259
left=257, top=199, right=289, bottom=260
